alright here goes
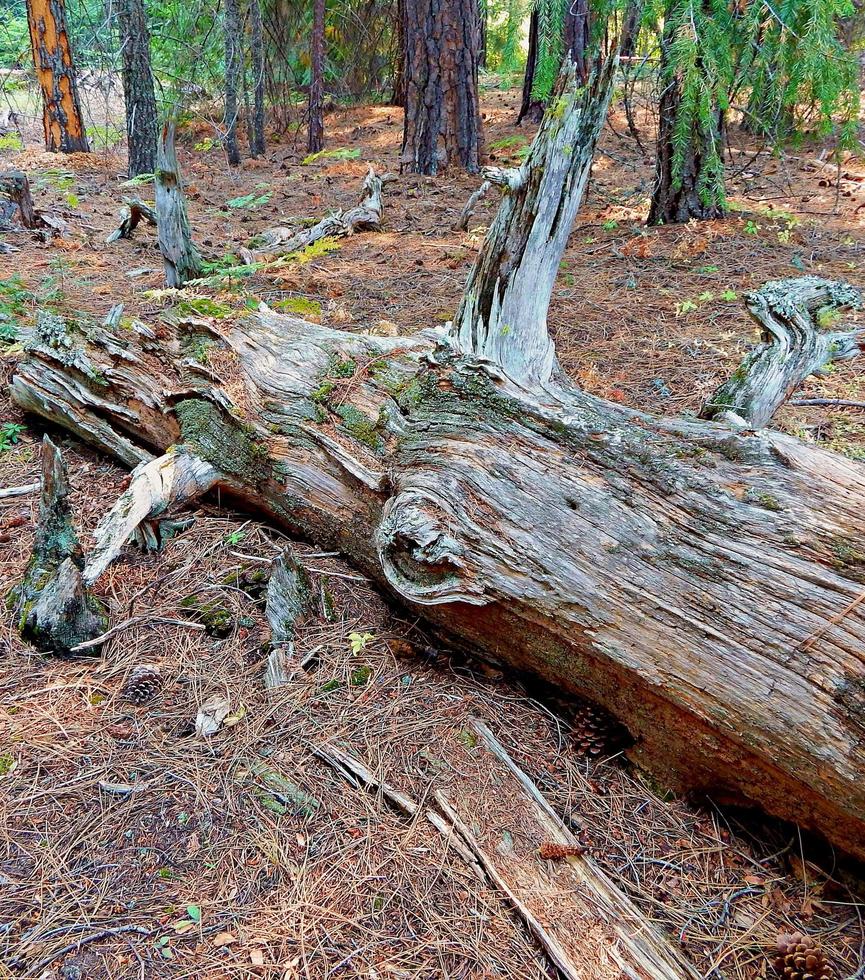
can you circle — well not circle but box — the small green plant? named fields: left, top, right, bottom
left=121, top=172, right=155, bottom=187
left=675, top=299, right=698, bottom=317
left=226, top=191, right=271, bottom=210
left=0, top=322, right=18, bottom=344
left=816, top=306, right=842, bottom=329
left=194, top=137, right=218, bottom=152
left=349, top=632, right=374, bottom=654
left=602, top=219, right=619, bottom=231
left=721, top=289, right=737, bottom=302
left=350, top=665, right=373, bottom=686
left=0, top=133, right=23, bottom=152
left=302, top=147, right=361, bottom=165
left=744, top=220, right=760, bottom=235
left=0, top=423, right=25, bottom=452
left=224, top=530, right=246, bottom=546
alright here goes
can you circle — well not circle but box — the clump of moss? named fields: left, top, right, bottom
left=274, top=296, right=322, bottom=317
left=180, top=594, right=234, bottom=637
left=744, top=488, right=784, bottom=512
left=335, top=404, right=381, bottom=450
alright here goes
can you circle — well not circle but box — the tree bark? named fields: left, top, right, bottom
left=0, top=171, right=38, bottom=228
left=25, top=0, right=90, bottom=153
left=224, top=0, right=243, bottom=166
left=12, top=57, right=865, bottom=863
left=391, top=0, right=407, bottom=107
left=248, top=0, right=266, bottom=157
left=155, top=122, right=202, bottom=287
left=648, top=16, right=726, bottom=225
left=517, top=11, right=544, bottom=125
left=401, top=0, right=482, bottom=174
left=116, top=0, right=159, bottom=177
left=308, top=0, right=325, bottom=155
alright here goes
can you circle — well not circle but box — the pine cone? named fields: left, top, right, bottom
left=571, top=701, right=623, bottom=758
left=773, top=932, right=835, bottom=980
left=539, top=841, right=584, bottom=860
left=122, top=665, right=163, bottom=705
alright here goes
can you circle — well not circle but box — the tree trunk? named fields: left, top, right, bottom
left=648, top=19, right=726, bottom=225
left=390, top=0, right=407, bottom=106
left=0, top=171, right=38, bottom=228
left=518, top=0, right=590, bottom=126
left=401, top=0, right=482, bottom=174
left=116, top=0, right=158, bottom=177
left=155, top=122, right=202, bottom=287
left=248, top=0, right=266, bottom=157
left=477, top=0, right=487, bottom=68
left=224, top=0, right=242, bottom=166
left=12, top=59, right=865, bottom=864
left=308, top=0, right=325, bottom=155
left=619, top=1, right=640, bottom=59
left=25, top=0, right=89, bottom=153
left=517, top=11, right=544, bottom=125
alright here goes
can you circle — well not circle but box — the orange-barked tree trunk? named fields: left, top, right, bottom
left=26, top=0, right=90, bottom=153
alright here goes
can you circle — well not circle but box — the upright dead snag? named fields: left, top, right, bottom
left=0, top=171, right=38, bottom=229
left=452, top=57, right=615, bottom=389
left=155, top=122, right=202, bottom=287
left=12, top=437, right=107, bottom=653
left=25, top=0, right=90, bottom=153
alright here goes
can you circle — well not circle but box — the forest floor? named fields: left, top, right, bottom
left=1, top=79, right=865, bottom=979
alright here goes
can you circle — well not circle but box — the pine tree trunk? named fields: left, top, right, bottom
left=477, top=0, right=487, bottom=68
left=619, top=1, right=640, bottom=58
left=648, top=22, right=726, bottom=225
left=564, top=0, right=590, bottom=83
left=391, top=0, right=407, bottom=106
left=224, top=0, right=242, bottom=166
left=308, top=0, right=325, bottom=154
left=517, top=11, right=544, bottom=124
left=401, top=0, right=482, bottom=174
left=116, top=0, right=158, bottom=177
left=25, top=0, right=89, bottom=153
left=249, top=0, right=266, bottom=157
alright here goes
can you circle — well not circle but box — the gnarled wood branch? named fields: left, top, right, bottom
left=701, top=277, right=864, bottom=428
left=106, top=197, right=158, bottom=243
left=240, top=166, right=393, bottom=263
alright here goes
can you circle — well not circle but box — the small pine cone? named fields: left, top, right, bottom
left=539, top=841, right=584, bottom=860
left=773, top=932, right=835, bottom=980
left=122, top=665, right=163, bottom=705
left=571, top=701, right=620, bottom=758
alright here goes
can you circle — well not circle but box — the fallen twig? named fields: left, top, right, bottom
left=22, top=924, right=153, bottom=976
left=69, top=616, right=206, bottom=653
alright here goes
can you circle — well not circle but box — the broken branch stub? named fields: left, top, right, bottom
left=13, top=437, right=107, bottom=653
left=701, top=277, right=864, bottom=428
left=451, top=57, right=616, bottom=390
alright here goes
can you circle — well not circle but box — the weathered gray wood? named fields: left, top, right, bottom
left=702, top=277, right=864, bottom=428
left=0, top=171, right=38, bottom=229
left=241, top=166, right=392, bottom=263
left=155, top=122, right=202, bottom=287
left=9, top=54, right=865, bottom=863
left=451, top=58, right=615, bottom=389
left=11, top=437, right=107, bottom=653
left=106, top=197, right=158, bottom=243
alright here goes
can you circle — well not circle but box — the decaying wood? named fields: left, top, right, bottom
left=315, top=735, right=698, bottom=978
left=10, top=437, right=107, bottom=653
left=240, top=166, right=392, bottom=264
left=451, top=59, right=615, bottom=389
left=10, top=57, right=865, bottom=862
left=155, top=122, right=202, bottom=286
left=106, top=197, right=158, bottom=243
left=701, top=277, right=864, bottom=428
left=0, top=171, right=38, bottom=229
left=452, top=178, right=491, bottom=231
left=0, top=482, right=39, bottom=502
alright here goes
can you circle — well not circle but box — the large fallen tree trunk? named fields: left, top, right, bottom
left=10, top=59, right=865, bottom=862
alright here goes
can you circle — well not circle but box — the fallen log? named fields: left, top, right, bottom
left=10, top=58, right=865, bottom=861
left=239, top=165, right=392, bottom=264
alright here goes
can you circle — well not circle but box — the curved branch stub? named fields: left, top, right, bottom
left=377, top=492, right=487, bottom=606
left=84, top=446, right=219, bottom=585
left=701, top=276, right=864, bottom=429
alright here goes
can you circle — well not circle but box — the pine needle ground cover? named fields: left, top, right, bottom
left=1, top=82, right=865, bottom=977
